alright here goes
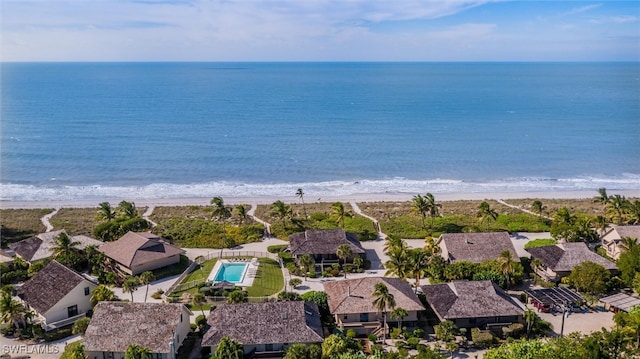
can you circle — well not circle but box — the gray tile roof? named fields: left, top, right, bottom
left=9, top=230, right=103, bottom=262
left=201, top=301, right=324, bottom=347
left=440, top=232, right=518, bottom=263
left=289, top=229, right=365, bottom=256
left=97, top=231, right=184, bottom=268
left=421, top=280, right=524, bottom=320
left=84, top=302, right=189, bottom=353
left=609, top=225, right=640, bottom=240
left=526, top=242, right=617, bottom=272
left=18, top=261, right=88, bottom=314
left=324, top=277, right=425, bottom=315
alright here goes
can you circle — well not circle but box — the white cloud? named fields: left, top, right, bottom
left=590, top=15, right=638, bottom=24
left=562, top=3, right=602, bottom=16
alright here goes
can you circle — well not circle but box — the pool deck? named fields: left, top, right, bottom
left=208, top=258, right=260, bottom=287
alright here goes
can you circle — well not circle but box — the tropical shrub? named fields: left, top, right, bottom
left=471, top=328, right=494, bottom=348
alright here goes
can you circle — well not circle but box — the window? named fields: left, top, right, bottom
left=180, top=314, right=183, bottom=322
left=359, top=313, right=369, bottom=322
left=265, top=344, right=273, bottom=351
left=84, top=287, right=90, bottom=296
left=343, top=315, right=348, bottom=320
left=155, top=354, right=162, bottom=359
left=67, top=305, right=78, bottom=317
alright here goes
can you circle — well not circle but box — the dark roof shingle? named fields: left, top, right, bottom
left=97, top=231, right=184, bottom=268
left=202, top=301, right=324, bottom=347
left=289, top=229, right=365, bottom=256
left=526, top=242, right=617, bottom=272
left=18, top=261, right=88, bottom=314
left=84, top=302, right=189, bottom=353
left=421, top=280, right=524, bottom=320
left=324, top=277, right=425, bottom=315
left=440, top=232, right=518, bottom=263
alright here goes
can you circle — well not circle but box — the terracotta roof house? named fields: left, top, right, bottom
left=526, top=242, right=618, bottom=282
left=601, top=225, right=640, bottom=260
left=97, top=231, right=185, bottom=275
left=289, top=229, right=365, bottom=265
left=202, top=301, right=323, bottom=357
left=84, top=302, right=192, bottom=359
left=438, top=232, right=518, bottom=264
left=324, top=277, right=425, bottom=336
left=421, top=280, right=525, bottom=330
left=18, top=260, right=97, bottom=331
left=9, top=229, right=103, bottom=264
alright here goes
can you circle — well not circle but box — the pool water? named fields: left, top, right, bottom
left=214, top=263, right=247, bottom=283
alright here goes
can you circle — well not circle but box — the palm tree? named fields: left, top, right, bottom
left=330, top=202, right=349, bottom=229
left=298, top=254, right=315, bottom=281
left=271, top=200, right=293, bottom=230
left=90, top=284, right=117, bottom=307
left=123, top=276, right=140, bottom=302
left=227, top=290, right=248, bottom=304
left=424, top=193, right=442, bottom=234
left=235, top=205, right=248, bottom=225
left=531, top=200, right=546, bottom=221
left=390, top=307, right=408, bottom=330
left=125, top=343, right=152, bottom=359
left=296, top=188, right=308, bottom=219
left=627, top=200, right=640, bottom=224
left=607, top=194, right=629, bottom=225
left=138, top=271, right=155, bottom=303
left=372, top=283, right=396, bottom=343
left=619, top=236, right=640, bottom=252
left=524, top=308, right=536, bottom=338
left=216, top=336, right=243, bottom=359
left=211, top=196, right=232, bottom=248
left=51, top=232, right=81, bottom=267
left=595, top=215, right=609, bottom=235
left=192, top=292, right=206, bottom=316
left=353, top=256, right=363, bottom=271
left=384, top=246, right=409, bottom=279
left=117, top=200, right=137, bottom=219
left=96, top=201, right=115, bottom=222
left=497, top=250, right=515, bottom=288
left=411, top=194, right=429, bottom=229
left=407, top=248, right=430, bottom=292
left=384, top=235, right=407, bottom=253
left=0, top=292, right=27, bottom=331
left=336, top=244, right=353, bottom=278
left=594, top=187, right=610, bottom=214
left=477, top=201, right=498, bottom=230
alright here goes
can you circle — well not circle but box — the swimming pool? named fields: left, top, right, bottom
left=213, top=263, right=248, bottom=284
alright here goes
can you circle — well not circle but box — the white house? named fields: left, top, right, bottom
left=18, top=260, right=97, bottom=331
left=601, top=225, right=640, bottom=260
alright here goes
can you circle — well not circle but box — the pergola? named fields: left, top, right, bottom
left=525, top=287, right=585, bottom=312
left=599, top=293, right=640, bottom=313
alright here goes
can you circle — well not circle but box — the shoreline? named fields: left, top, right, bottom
left=1, top=189, right=638, bottom=209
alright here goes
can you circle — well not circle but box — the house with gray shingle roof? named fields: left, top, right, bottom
left=84, top=302, right=192, bottom=359
left=9, top=229, right=103, bottom=264
left=526, top=242, right=618, bottom=282
left=438, top=232, right=518, bottom=264
left=289, top=229, right=365, bottom=266
left=324, top=277, right=425, bottom=336
left=97, top=231, right=185, bottom=275
left=18, top=260, right=97, bottom=331
left=421, top=280, right=525, bottom=329
left=601, top=225, right=640, bottom=260
left=202, top=301, right=324, bottom=356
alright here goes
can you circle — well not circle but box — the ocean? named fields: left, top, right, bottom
left=1, top=62, right=639, bottom=201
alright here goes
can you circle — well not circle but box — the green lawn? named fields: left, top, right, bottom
left=245, top=258, right=284, bottom=297
left=183, top=258, right=217, bottom=284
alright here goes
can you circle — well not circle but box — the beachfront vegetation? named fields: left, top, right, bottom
left=0, top=208, right=50, bottom=242
left=153, top=218, right=263, bottom=248
left=254, top=201, right=377, bottom=240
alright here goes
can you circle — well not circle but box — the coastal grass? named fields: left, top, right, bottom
left=245, top=258, right=284, bottom=297
left=49, top=207, right=99, bottom=236
left=49, top=206, right=148, bottom=236
left=0, top=208, right=51, bottom=243
left=152, top=218, right=264, bottom=248
left=254, top=202, right=376, bottom=240
left=149, top=204, right=252, bottom=223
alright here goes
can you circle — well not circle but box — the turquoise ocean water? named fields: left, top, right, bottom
left=1, top=62, right=639, bottom=201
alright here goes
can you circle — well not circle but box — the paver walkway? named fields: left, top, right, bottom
left=142, top=205, right=157, bottom=227
left=247, top=203, right=271, bottom=236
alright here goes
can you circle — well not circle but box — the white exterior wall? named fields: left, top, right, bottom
left=42, top=280, right=96, bottom=324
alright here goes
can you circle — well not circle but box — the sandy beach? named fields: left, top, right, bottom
left=1, top=190, right=638, bottom=209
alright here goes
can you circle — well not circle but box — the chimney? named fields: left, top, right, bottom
left=348, top=286, right=351, bottom=297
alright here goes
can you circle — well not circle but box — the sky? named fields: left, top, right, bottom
left=1, top=0, right=639, bottom=62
